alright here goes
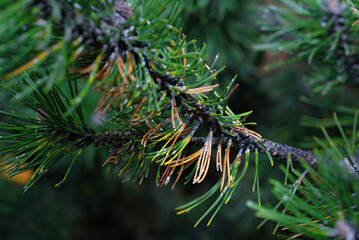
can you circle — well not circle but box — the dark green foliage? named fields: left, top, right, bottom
left=0, top=78, right=88, bottom=191
left=0, top=0, right=278, bottom=228
left=256, top=0, right=359, bottom=93
left=1, top=0, right=359, bottom=238
left=248, top=110, right=359, bottom=239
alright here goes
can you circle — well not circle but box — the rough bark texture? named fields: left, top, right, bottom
left=92, top=130, right=317, bottom=166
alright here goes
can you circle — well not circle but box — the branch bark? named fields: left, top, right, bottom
left=262, top=139, right=316, bottom=166
left=92, top=130, right=317, bottom=166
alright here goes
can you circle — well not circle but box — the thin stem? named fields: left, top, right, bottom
left=92, top=130, right=317, bottom=166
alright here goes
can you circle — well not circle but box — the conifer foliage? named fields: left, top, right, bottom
left=256, top=0, right=359, bottom=93
left=1, top=0, right=358, bottom=238
left=248, top=0, right=359, bottom=239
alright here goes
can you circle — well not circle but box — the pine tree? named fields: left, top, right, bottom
left=0, top=0, right=358, bottom=239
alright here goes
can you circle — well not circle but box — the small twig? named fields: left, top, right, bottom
left=92, top=130, right=317, bottom=166
left=192, top=136, right=316, bottom=166
left=262, top=139, right=316, bottom=166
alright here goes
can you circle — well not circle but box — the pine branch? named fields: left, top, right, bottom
left=246, top=108, right=359, bottom=239
left=90, top=129, right=317, bottom=166
left=256, top=0, right=359, bottom=93
left=262, top=140, right=316, bottom=166
left=190, top=137, right=316, bottom=165
left=0, top=0, right=328, bottom=229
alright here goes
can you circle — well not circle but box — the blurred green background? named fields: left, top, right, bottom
left=2, top=0, right=359, bottom=239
